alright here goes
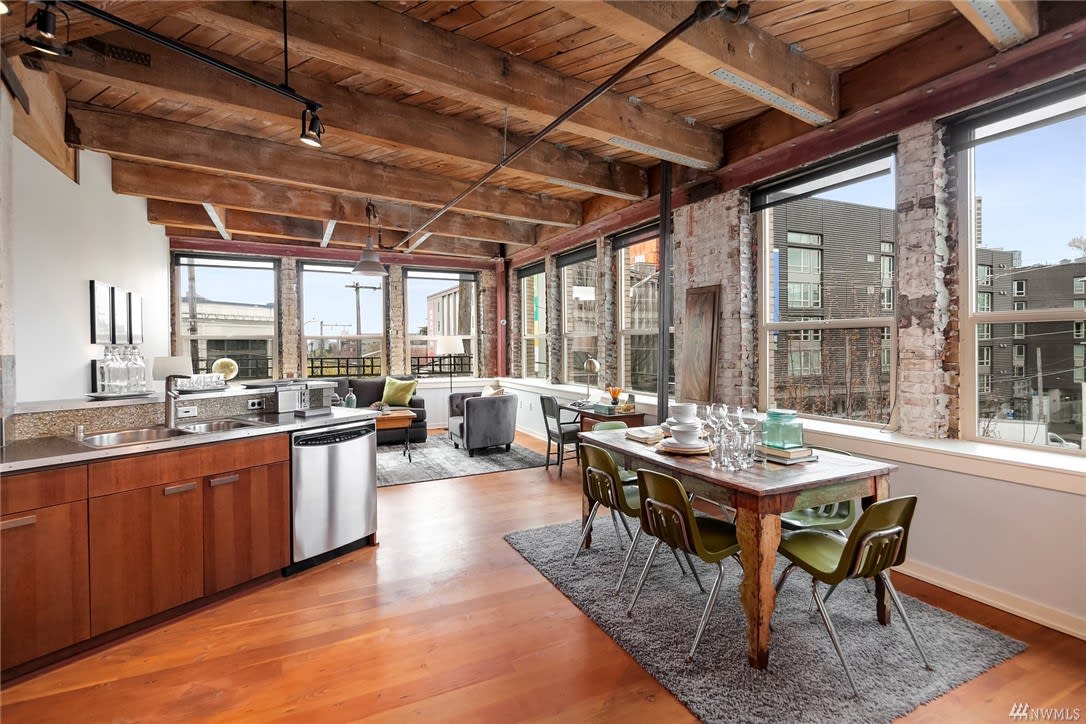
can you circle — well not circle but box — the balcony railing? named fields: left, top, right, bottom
left=194, top=356, right=271, bottom=379
left=306, top=356, right=384, bottom=378
left=411, top=353, right=472, bottom=378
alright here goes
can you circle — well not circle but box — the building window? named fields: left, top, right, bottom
left=559, top=247, right=598, bottom=385
left=175, top=255, right=277, bottom=379
left=1075, top=300, right=1085, bottom=310
left=405, top=269, right=477, bottom=378
left=954, top=81, right=1085, bottom=450
left=519, top=265, right=547, bottom=379
left=1075, top=321, right=1085, bottom=339
left=617, top=229, right=674, bottom=395
left=1076, top=345, right=1085, bottom=383
left=301, top=264, right=385, bottom=377
left=1075, top=276, right=1085, bottom=294
left=756, top=146, right=896, bottom=424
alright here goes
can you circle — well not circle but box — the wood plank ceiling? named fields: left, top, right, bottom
left=2, top=0, right=1072, bottom=263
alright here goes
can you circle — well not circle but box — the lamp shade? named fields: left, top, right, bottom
left=351, top=249, right=387, bottom=276
left=583, top=357, right=600, bottom=374
left=152, top=355, right=193, bottom=380
left=434, top=336, right=464, bottom=356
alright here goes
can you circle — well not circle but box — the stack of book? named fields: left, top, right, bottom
left=625, top=426, right=665, bottom=444
left=754, top=445, right=818, bottom=465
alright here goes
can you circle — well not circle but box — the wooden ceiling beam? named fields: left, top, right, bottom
left=111, top=160, right=536, bottom=246
left=951, top=0, right=1038, bottom=50
left=44, top=31, right=646, bottom=200
left=178, top=1, right=722, bottom=169
left=68, top=104, right=580, bottom=228
left=562, top=1, right=838, bottom=126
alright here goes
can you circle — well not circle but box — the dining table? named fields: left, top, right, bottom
left=577, top=428, right=898, bottom=670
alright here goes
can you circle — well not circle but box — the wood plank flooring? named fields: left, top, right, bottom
left=2, top=432, right=1083, bottom=722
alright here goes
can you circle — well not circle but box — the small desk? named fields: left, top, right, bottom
left=375, top=409, right=416, bottom=461
left=578, top=429, right=897, bottom=670
left=561, top=404, right=646, bottom=432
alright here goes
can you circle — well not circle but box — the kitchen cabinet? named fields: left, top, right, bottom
left=1, top=500, right=90, bottom=669
left=89, top=479, right=204, bottom=635
left=204, top=461, right=290, bottom=594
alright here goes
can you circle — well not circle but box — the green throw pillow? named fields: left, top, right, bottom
left=382, top=377, right=416, bottom=407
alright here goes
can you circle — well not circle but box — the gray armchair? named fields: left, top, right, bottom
left=449, top=391, right=518, bottom=456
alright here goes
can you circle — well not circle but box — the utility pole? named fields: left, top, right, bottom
left=345, top=282, right=380, bottom=335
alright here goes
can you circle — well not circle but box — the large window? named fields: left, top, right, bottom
left=756, top=146, right=896, bottom=423
left=300, top=264, right=385, bottom=378
left=954, top=80, right=1085, bottom=451
left=616, top=226, right=674, bottom=396
left=519, top=263, right=547, bottom=379
left=559, top=246, right=598, bottom=385
left=175, top=255, right=277, bottom=379
left=404, top=269, right=477, bottom=378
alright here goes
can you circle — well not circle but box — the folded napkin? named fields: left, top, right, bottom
left=625, top=426, right=665, bottom=444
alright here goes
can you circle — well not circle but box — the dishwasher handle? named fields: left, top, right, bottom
left=293, top=426, right=374, bottom=447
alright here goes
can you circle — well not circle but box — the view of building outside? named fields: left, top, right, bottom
left=521, top=268, right=547, bottom=378
left=619, top=237, right=674, bottom=395
left=406, top=270, right=476, bottom=377
left=176, top=255, right=277, bottom=379
left=300, top=263, right=384, bottom=378
left=561, top=253, right=598, bottom=385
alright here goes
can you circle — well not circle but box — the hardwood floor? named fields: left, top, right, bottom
left=2, top=431, right=1083, bottom=722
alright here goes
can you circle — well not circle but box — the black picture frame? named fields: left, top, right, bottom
left=129, top=292, right=143, bottom=344
left=111, top=287, right=129, bottom=345
left=90, top=280, right=112, bottom=344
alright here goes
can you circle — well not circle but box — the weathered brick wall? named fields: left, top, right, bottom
left=508, top=265, right=523, bottom=378
left=942, top=141, right=962, bottom=438
left=278, top=257, right=301, bottom=377
left=895, top=121, right=953, bottom=438
left=386, top=265, right=406, bottom=375
left=672, top=190, right=757, bottom=406
left=598, top=236, right=616, bottom=394
left=546, top=254, right=561, bottom=384
left=477, top=268, right=497, bottom=377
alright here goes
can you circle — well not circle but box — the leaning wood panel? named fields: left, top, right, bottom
left=1, top=465, right=88, bottom=515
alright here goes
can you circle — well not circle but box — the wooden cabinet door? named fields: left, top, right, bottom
left=1, top=501, right=90, bottom=669
left=204, top=462, right=290, bottom=594
left=89, top=480, right=203, bottom=635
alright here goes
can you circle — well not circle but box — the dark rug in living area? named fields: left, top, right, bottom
left=376, top=435, right=547, bottom=487
left=505, top=520, right=1026, bottom=724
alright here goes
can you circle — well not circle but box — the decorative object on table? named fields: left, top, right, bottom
left=210, top=357, right=239, bottom=380
left=89, top=280, right=112, bottom=344
left=606, top=385, right=623, bottom=405
left=369, top=400, right=389, bottom=411
left=128, top=292, right=143, bottom=344
left=110, top=286, right=129, bottom=344
left=582, top=357, right=600, bottom=401
left=593, top=402, right=618, bottom=414
left=678, top=285, right=719, bottom=404
left=343, top=389, right=357, bottom=408
left=763, top=409, right=804, bottom=449
left=755, top=444, right=811, bottom=460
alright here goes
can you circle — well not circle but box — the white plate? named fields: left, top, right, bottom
left=659, top=437, right=707, bottom=450
left=664, top=417, right=700, bottom=426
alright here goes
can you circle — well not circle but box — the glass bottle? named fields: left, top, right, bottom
left=763, top=409, right=804, bottom=449
left=343, top=390, right=357, bottom=408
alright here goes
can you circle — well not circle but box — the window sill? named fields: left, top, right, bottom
left=801, top=418, right=1085, bottom=496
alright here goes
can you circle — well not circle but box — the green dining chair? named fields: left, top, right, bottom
left=775, top=495, right=933, bottom=698
left=626, top=469, right=742, bottom=661
left=591, top=420, right=637, bottom=484
left=780, top=447, right=856, bottom=535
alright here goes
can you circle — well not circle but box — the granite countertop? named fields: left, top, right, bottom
left=1, top=407, right=379, bottom=474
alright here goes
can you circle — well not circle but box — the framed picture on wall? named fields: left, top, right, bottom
left=90, top=280, right=112, bottom=344
left=111, top=287, right=129, bottom=345
left=678, top=285, right=719, bottom=404
left=129, top=292, right=143, bottom=344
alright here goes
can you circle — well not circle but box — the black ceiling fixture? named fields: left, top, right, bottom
left=20, top=1, right=72, bottom=57
left=34, top=1, right=325, bottom=148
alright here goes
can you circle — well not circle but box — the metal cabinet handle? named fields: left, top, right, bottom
left=1, top=514, right=38, bottom=530
left=163, top=482, right=197, bottom=496
left=209, top=473, right=240, bottom=488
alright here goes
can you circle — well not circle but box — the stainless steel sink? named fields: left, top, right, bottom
left=177, top=419, right=266, bottom=433
left=81, top=426, right=195, bottom=448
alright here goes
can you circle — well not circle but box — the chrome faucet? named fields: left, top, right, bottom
left=165, top=374, right=190, bottom=428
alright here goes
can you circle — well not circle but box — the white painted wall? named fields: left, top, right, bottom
left=12, top=143, right=169, bottom=402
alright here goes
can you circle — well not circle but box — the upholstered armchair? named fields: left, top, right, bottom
left=448, top=391, right=518, bottom=456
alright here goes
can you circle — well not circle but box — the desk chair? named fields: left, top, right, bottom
left=591, top=420, right=638, bottom=484
left=541, top=395, right=580, bottom=475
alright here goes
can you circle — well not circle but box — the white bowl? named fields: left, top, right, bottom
left=669, top=423, right=701, bottom=445
left=671, top=403, right=697, bottom=423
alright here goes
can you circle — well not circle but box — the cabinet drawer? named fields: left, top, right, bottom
left=1, top=466, right=88, bottom=515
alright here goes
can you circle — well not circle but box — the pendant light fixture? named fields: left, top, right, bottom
left=352, top=201, right=388, bottom=276
left=20, top=1, right=71, bottom=57
left=300, top=104, right=324, bottom=148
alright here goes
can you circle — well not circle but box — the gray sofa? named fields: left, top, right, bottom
left=448, top=391, right=517, bottom=456
left=327, top=375, right=427, bottom=444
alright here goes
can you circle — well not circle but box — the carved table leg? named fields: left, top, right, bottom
left=862, top=473, right=892, bottom=624
left=736, top=506, right=782, bottom=669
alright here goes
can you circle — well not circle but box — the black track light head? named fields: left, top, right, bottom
left=35, top=6, right=57, bottom=38
left=300, top=105, right=324, bottom=148
left=19, top=34, right=71, bottom=56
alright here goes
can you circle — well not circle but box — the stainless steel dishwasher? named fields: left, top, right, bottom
left=289, top=419, right=377, bottom=570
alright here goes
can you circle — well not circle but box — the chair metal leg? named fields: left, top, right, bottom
left=811, top=579, right=860, bottom=699
left=609, top=508, right=626, bottom=550
left=670, top=548, right=688, bottom=575
left=616, top=509, right=635, bottom=541
left=688, top=560, right=726, bottom=661
left=558, top=442, right=564, bottom=475
left=684, top=551, right=706, bottom=593
left=879, top=571, right=933, bottom=671
left=615, top=528, right=642, bottom=593
left=571, top=501, right=600, bottom=566
left=774, top=562, right=798, bottom=594
left=822, top=582, right=839, bottom=604
left=626, top=539, right=662, bottom=617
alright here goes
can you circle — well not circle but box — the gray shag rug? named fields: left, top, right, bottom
left=376, top=435, right=546, bottom=487
left=505, top=519, right=1026, bottom=723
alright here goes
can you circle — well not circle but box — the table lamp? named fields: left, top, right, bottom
left=583, top=357, right=600, bottom=402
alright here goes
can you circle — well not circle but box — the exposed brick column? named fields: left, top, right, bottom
left=546, top=254, right=560, bottom=383
left=508, top=267, right=523, bottom=377
left=278, top=257, right=301, bottom=377
left=895, top=121, right=953, bottom=438
left=673, top=191, right=757, bottom=405
left=598, top=236, right=615, bottom=392
left=477, top=268, right=497, bottom=377
left=387, top=265, right=406, bottom=375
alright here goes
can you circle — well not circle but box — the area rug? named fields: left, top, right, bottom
left=376, top=435, right=547, bottom=487
left=505, top=520, right=1026, bottom=724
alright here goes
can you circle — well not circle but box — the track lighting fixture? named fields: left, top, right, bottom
left=300, top=105, right=324, bottom=148
left=352, top=201, right=388, bottom=276
left=21, top=1, right=71, bottom=56
left=0, top=3, right=11, bottom=16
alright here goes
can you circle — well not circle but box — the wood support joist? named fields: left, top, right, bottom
left=562, top=1, right=838, bottom=126
left=45, top=31, right=646, bottom=201
left=177, top=2, right=722, bottom=170
left=951, top=0, right=1038, bottom=50
left=67, top=104, right=580, bottom=228
left=112, top=160, right=536, bottom=246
